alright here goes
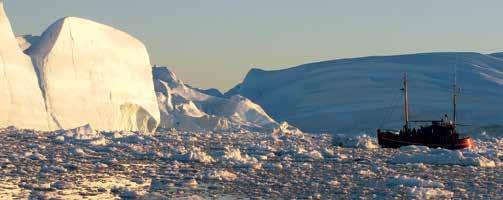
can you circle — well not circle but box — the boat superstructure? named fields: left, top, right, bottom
left=377, top=72, right=474, bottom=150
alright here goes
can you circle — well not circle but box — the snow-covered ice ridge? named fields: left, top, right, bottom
left=227, top=52, right=503, bottom=134
left=153, top=66, right=278, bottom=132
left=0, top=125, right=500, bottom=199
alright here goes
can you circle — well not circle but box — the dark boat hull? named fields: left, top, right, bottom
left=378, top=131, right=474, bottom=150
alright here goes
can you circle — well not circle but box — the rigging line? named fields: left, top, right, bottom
left=352, top=83, right=402, bottom=134
left=379, top=82, right=402, bottom=130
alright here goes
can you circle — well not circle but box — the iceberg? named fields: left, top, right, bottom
left=27, top=17, right=160, bottom=133
left=153, top=66, right=276, bottom=132
left=0, top=0, right=55, bottom=130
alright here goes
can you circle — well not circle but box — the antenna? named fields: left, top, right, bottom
left=453, top=65, right=458, bottom=127
left=452, top=54, right=462, bottom=128
left=403, top=72, right=409, bottom=130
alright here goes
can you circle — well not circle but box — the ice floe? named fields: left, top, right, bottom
left=387, top=175, right=444, bottom=188
left=332, top=134, right=379, bottom=149
left=391, top=146, right=497, bottom=167
left=407, top=187, right=454, bottom=199
left=205, top=170, right=238, bottom=181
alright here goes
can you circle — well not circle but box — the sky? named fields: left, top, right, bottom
left=4, top=0, right=503, bottom=91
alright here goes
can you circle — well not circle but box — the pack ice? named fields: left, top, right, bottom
left=0, top=1, right=159, bottom=132
left=153, top=66, right=277, bottom=131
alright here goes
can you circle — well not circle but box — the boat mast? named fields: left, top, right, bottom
left=453, top=69, right=458, bottom=127
left=403, top=73, right=409, bottom=130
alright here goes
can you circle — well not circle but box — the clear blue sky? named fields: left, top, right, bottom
left=4, top=0, right=502, bottom=91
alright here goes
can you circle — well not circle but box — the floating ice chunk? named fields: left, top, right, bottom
left=301, top=162, right=313, bottom=169
left=106, top=158, right=119, bottom=165
left=71, top=147, right=86, bottom=157
left=357, top=169, right=376, bottom=177
left=42, top=165, right=67, bottom=173
left=54, top=135, right=65, bottom=143
left=33, top=183, right=52, bottom=191
left=206, top=170, right=238, bottom=181
left=371, top=163, right=391, bottom=173
left=399, top=145, right=430, bottom=152
left=88, top=137, right=109, bottom=146
left=95, top=162, right=109, bottom=170
left=116, top=134, right=145, bottom=144
left=29, top=152, right=47, bottom=161
left=471, top=157, right=497, bottom=167
left=112, top=187, right=143, bottom=199
left=223, top=147, right=256, bottom=164
left=175, top=148, right=215, bottom=164
left=331, top=153, right=350, bottom=162
left=296, top=146, right=307, bottom=154
left=387, top=175, right=444, bottom=188
left=322, top=148, right=335, bottom=157
left=258, top=155, right=268, bottom=161
left=332, top=134, right=378, bottom=149
left=406, top=163, right=428, bottom=170
left=222, top=147, right=262, bottom=169
left=51, top=181, right=73, bottom=190
left=271, top=122, right=305, bottom=137
left=307, top=150, right=324, bottom=160
left=407, top=186, right=454, bottom=199
left=328, top=180, right=340, bottom=188
left=110, top=131, right=133, bottom=140
left=265, top=162, right=283, bottom=171
left=188, top=150, right=215, bottom=164
left=61, top=124, right=97, bottom=139
left=390, top=148, right=496, bottom=167
left=185, top=179, right=198, bottom=188
left=0, top=158, right=10, bottom=165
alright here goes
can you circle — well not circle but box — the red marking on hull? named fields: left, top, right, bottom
left=377, top=132, right=474, bottom=150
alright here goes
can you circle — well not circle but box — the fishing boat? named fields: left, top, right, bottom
left=377, top=73, right=474, bottom=150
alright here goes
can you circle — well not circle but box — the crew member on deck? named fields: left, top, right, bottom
left=442, top=114, right=450, bottom=125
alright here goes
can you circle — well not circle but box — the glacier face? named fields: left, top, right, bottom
left=227, top=52, right=503, bottom=134
left=26, top=17, right=160, bottom=133
left=154, top=66, right=277, bottom=132
left=0, top=1, right=54, bottom=130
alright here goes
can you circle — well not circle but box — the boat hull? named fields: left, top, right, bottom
left=377, top=131, right=474, bottom=150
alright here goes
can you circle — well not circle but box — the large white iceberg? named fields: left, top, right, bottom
left=0, top=1, right=55, bottom=130
left=227, top=53, right=503, bottom=134
left=27, top=17, right=160, bottom=133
